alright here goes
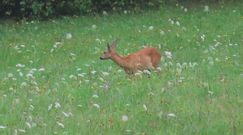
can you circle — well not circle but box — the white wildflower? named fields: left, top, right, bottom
left=121, top=115, right=129, bottom=122
left=91, top=70, right=97, bottom=74
left=54, top=102, right=61, bottom=109
left=176, top=21, right=180, bottom=26
left=160, top=30, right=165, bottom=35
left=20, top=44, right=25, bottom=48
left=168, top=18, right=174, bottom=24
left=53, top=42, right=61, bottom=48
left=164, top=51, right=172, bottom=59
left=92, top=24, right=97, bottom=29
left=66, top=33, right=72, bottom=39
left=117, top=69, right=123, bottom=72
left=200, top=34, right=206, bottom=41
left=70, top=52, right=76, bottom=56
left=38, top=68, right=45, bottom=72
left=93, top=103, right=100, bottom=109
left=26, top=73, right=34, bottom=79
left=29, top=105, right=34, bottom=111
left=102, top=11, right=108, bottom=16
left=184, top=8, right=188, bottom=12
left=78, top=73, right=85, bottom=77
left=167, top=113, right=176, bottom=117
left=19, top=72, right=23, bottom=77
left=204, top=5, right=209, bottom=12
left=56, top=122, right=65, bottom=128
left=16, top=63, right=25, bottom=68
left=7, top=73, right=14, bottom=78
left=69, top=74, right=76, bottom=79
left=26, top=122, right=32, bottom=128
left=62, top=112, right=73, bottom=118
left=20, top=82, right=27, bottom=87
left=143, top=104, right=148, bottom=111
left=48, top=104, right=53, bottom=111
left=102, top=72, right=109, bottom=76
left=148, top=26, right=154, bottom=30
left=18, top=129, right=26, bottom=133
left=208, top=91, right=214, bottom=95
left=92, top=94, right=99, bottom=98
left=143, top=70, right=151, bottom=75
left=0, top=125, right=7, bottom=129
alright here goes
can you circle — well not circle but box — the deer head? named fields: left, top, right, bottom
left=100, top=40, right=118, bottom=60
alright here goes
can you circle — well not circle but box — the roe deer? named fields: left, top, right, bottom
left=100, top=40, right=161, bottom=74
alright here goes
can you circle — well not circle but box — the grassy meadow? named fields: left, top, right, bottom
left=0, top=2, right=243, bottom=135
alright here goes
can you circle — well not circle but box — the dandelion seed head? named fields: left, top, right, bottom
left=121, top=115, right=128, bottom=122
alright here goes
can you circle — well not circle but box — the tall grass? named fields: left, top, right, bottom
left=0, top=3, right=243, bottom=135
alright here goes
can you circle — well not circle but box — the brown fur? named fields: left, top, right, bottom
left=100, top=41, right=161, bottom=74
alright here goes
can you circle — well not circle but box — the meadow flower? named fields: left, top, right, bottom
left=168, top=18, right=174, bottom=25
left=164, top=51, right=172, bottom=59
left=66, top=33, right=72, bottom=39
left=53, top=42, right=61, bottom=48
left=93, top=103, right=100, bottom=109
left=208, top=91, right=214, bottom=95
left=176, top=21, right=180, bottom=26
left=56, top=121, right=65, bottom=128
left=91, top=70, right=97, bottom=74
left=160, top=30, right=165, bottom=35
left=69, top=74, right=77, bottom=79
left=54, top=102, right=61, bottom=109
left=143, top=70, right=151, bottom=75
left=103, top=11, right=108, bottom=15
left=38, top=68, right=45, bottom=72
left=26, top=122, right=32, bottom=128
left=18, top=71, right=23, bottom=77
left=62, top=112, right=73, bottom=117
left=121, top=115, right=128, bottom=122
left=167, top=113, right=176, bottom=117
left=143, top=104, right=148, bottom=111
left=135, top=70, right=143, bottom=76
left=78, top=73, right=85, bottom=77
left=92, top=24, right=97, bottom=29
left=76, top=68, right=82, bottom=71
left=184, top=8, right=188, bottom=12
left=70, top=52, right=76, bottom=56
left=26, top=73, right=34, bottom=79
left=204, top=5, right=209, bottom=12
left=0, top=125, right=6, bottom=129
left=92, top=94, right=99, bottom=98
left=7, top=73, right=14, bottom=78
left=148, top=26, right=154, bottom=30
left=16, top=63, right=25, bottom=68
left=200, top=34, right=206, bottom=41
left=102, top=72, right=109, bottom=76
left=18, top=129, right=26, bottom=133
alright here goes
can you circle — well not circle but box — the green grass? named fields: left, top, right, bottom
left=0, top=3, right=243, bottom=135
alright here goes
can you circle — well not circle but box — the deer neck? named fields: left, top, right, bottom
left=110, top=52, right=128, bottom=68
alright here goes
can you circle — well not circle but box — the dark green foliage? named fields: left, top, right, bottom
left=0, top=0, right=239, bottom=19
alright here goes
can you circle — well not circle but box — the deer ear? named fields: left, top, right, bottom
left=110, top=43, right=116, bottom=49
left=107, top=43, right=110, bottom=49
left=110, top=39, right=119, bottom=49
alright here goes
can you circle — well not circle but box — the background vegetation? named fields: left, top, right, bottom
left=0, top=1, right=243, bottom=135
left=0, top=0, right=240, bottom=19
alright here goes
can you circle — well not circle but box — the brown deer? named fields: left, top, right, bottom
left=100, top=40, right=161, bottom=74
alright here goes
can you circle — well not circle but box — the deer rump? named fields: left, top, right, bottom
left=118, top=48, right=161, bottom=74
